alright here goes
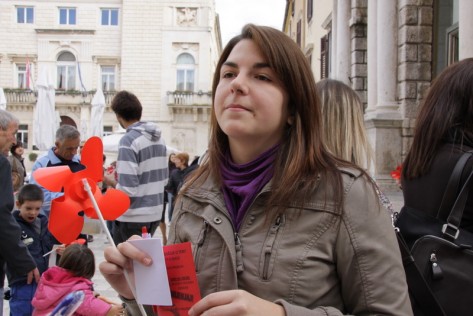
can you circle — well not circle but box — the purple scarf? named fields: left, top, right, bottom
left=221, top=145, right=279, bottom=231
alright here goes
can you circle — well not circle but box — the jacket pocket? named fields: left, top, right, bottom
left=194, top=220, right=210, bottom=272
left=259, top=215, right=285, bottom=280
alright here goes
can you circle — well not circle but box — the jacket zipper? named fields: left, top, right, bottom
left=194, top=220, right=210, bottom=272
left=234, top=232, right=244, bottom=273
left=262, top=215, right=283, bottom=280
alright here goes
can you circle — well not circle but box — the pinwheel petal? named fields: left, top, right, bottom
left=33, top=166, right=72, bottom=192
left=49, top=197, right=85, bottom=244
left=80, top=136, right=104, bottom=182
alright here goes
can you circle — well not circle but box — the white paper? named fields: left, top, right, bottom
left=128, top=238, right=172, bottom=306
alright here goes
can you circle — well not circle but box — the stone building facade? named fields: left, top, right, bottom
left=284, top=0, right=473, bottom=189
left=0, top=0, right=221, bottom=164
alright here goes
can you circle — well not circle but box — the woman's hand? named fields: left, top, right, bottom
left=99, top=236, right=153, bottom=299
left=188, top=290, right=285, bottom=316
left=56, top=244, right=66, bottom=256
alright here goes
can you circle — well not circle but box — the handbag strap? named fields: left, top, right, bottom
left=442, top=165, right=473, bottom=241
left=395, top=230, right=446, bottom=316
left=436, top=150, right=473, bottom=219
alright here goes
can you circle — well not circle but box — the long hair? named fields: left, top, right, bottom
left=183, top=24, right=352, bottom=213
left=403, top=58, right=473, bottom=179
left=317, top=79, right=374, bottom=171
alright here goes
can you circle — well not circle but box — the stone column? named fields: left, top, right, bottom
left=366, top=0, right=377, bottom=113
left=335, top=0, right=351, bottom=83
left=365, top=0, right=402, bottom=190
left=459, top=0, right=473, bottom=59
left=375, top=0, right=399, bottom=117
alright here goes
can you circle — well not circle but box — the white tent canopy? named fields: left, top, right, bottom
left=33, top=66, right=58, bottom=150
left=89, top=89, right=106, bottom=138
left=102, top=130, right=180, bottom=154
left=0, top=88, right=6, bottom=110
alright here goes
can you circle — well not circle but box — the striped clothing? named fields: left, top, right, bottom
left=116, top=121, right=168, bottom=222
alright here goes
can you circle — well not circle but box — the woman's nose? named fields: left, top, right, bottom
left=230, top=75, right=248, bottom=94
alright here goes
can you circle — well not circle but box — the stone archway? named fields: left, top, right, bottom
left=60, top=115, right=77, bottom=127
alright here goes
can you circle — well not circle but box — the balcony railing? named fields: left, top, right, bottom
left=3, top=89, right=116, bottom=105
left=166, top=90, right=212, bottom=107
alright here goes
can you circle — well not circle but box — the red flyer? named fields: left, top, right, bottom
left=155, top=242, right=201, bottom=316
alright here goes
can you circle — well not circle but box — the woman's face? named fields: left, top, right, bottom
left=169, top=154, right=176, bottom=164
left=14, top=145, right=24, bottom=156
left=214, top=39, right=289, bottom=150
left=174, top=157, right=184, bottom=169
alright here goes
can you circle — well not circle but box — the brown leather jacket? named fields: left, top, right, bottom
left=123, top=167, right=412, bottom=315
left=163, top=167, right=412, bottom=315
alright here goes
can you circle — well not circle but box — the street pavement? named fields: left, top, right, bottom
left=2, top=190, right=404, bottom=314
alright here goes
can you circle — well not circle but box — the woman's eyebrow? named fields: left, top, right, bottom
left=222, top=61, right=270, bottom=69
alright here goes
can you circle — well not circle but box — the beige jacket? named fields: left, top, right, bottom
left=125, top=167, right=413, bottom=315
left=7, top=155, right=25, bottom=192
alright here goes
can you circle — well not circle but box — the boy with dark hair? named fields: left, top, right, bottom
left=6, top=184, right=59, bottom=315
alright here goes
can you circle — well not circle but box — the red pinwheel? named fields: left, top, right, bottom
left=33, top=136, right=130, bottom=244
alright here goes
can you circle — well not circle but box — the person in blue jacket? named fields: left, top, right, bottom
left=6, top=184, right=61, bottom=315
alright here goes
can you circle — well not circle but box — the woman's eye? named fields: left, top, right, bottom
left=256, top=75, right=271, bottom=81
left=222, top=72, right=235, bottom=79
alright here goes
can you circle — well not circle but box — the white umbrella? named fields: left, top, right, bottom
left=102, top=130, right=180, bottom=154
left=33, top=66, right=57, bottom=150
left=90, top=89, right=106, bottom=138
left=0, top=88, right=6, bottom=110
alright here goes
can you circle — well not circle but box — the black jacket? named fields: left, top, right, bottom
left=402, top=142, right=473, bottom=233
left=0, top=156, right=36, bottom=287
left=6, top=211, right=57, bottom=286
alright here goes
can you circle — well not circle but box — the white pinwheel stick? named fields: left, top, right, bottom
left=81, top=179, right=148, bottom=316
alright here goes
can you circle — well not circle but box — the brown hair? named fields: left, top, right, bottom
left=183, top=24, right=355, bottom=214
left=175, top=152, right=189, bottom=167
left=110, top=90, right=143, bottom=121
left=58, top=244, right=95, bottom=280
left=403, top=58, right=473, bottom=179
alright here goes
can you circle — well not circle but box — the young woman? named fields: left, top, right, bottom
left=402, top=58, right=473, bottom=233
left=316, top=79, right=374, bottom=172
left=7, top=140, right=27, bottom=192
left=100, top=24, right=412, bottom=316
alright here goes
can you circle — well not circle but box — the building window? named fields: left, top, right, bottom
left=101, top=66, right=116, bottom=91
left=103, top=126, right=113, bottom=136
left=17, top=7, right=34, bottom=24
left=59, top=7, right=76, bottom=25
left=17, top=64, right=27, bottom=89
left=446, top=24, right=459, bottom=66
left=17, top=124, right=28, bottom=149
left=57, top=52, right=76, bottom=90
left=307, top=0, right=313, bottom=22
left=296, top=20, right=302, bottom=48
left=176, top=53, right=195, bottom=92
left=101, top=9, right=119, bottom=26
left=16, top=62, right=32, bottom=89
left=320, top=34, right=331, bottom=79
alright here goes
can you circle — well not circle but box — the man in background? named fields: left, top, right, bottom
left=0, top=109, right=38, bottom=315
left=29, top=124, right=92, bottom=243
left=103, top=91, right=168, bottom=244
left=30, top=124, right=82, bottom=218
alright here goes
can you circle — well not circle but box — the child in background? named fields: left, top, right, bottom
left=32, top=244, right=124, bottom=316
left=6, top=184, right=61, bottom=315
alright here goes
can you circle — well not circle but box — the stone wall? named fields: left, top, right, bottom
left=398, top=0, right=434, bottom=160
